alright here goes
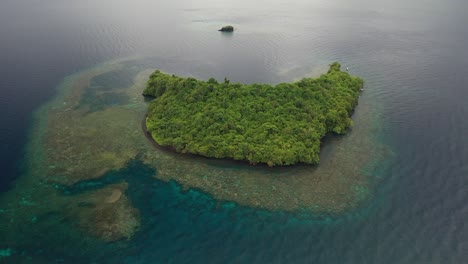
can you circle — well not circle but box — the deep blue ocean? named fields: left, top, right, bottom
left=0, top=0, right=467, bottom=263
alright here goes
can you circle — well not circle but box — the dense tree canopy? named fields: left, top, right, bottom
left=143, top=63, right=363, bottom=166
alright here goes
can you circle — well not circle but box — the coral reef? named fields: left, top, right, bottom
left=0, top=59, right=389, bottom=249
left=67, top=183, right=140, bottom=241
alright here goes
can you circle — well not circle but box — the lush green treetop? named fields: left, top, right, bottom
left=144, top=62, right=363, bottom=166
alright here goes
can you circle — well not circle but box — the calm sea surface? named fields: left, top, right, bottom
left=0, top=0, right=467, bottom=263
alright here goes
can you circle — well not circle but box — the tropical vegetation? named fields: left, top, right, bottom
left=143, top=62, right=363, bottom=166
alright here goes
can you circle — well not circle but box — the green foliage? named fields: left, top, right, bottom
left=143, top=63, right=363, bottom=166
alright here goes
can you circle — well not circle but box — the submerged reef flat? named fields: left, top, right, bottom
left=144, top=63, right=363, bottom=166
left=0, top=61, right=148, bottom=243
left=0, top=59, right=389, bottom=247
left=67, top=183, right=140, bottom=242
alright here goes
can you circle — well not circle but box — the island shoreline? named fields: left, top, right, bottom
left=141, top=114, right=348, bottom=170
left=141, top=114, right=288, bottom=169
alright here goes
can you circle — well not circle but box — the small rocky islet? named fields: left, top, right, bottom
left=218, top=25, right=234, bottom=32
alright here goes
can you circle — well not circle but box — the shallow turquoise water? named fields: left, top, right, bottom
left=3, top=159, right=389, bottom=263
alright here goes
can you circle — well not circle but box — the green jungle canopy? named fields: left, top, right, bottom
left=144, top=63, right=363, bottom=166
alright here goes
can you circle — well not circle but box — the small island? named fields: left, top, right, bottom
left=219, top=25, right=234, bottom=32
left=143, top=63, right=363, bottom=166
